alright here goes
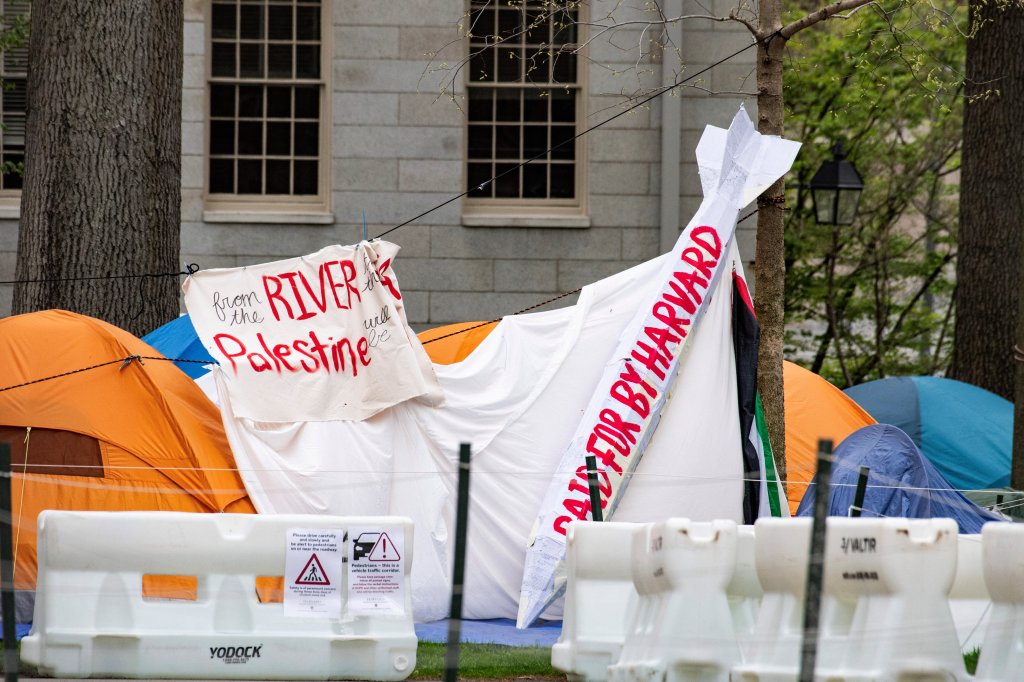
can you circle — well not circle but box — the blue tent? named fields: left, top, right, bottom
left=796, top=424, right=1004, bottom=534
left=141, top=315, right=215, bottom=379
left=844, top=376, right=1011, bottom=492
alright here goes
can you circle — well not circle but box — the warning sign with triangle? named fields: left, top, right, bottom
left=295, top=552, right=331, bottom=585
left=368, top=532, right=401, bottom=562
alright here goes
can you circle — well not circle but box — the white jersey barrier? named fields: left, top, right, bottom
left=815, top=517, right=966, bottom=681
left=551, top=522, right=639, bottom=682
left=608, top=519, right=741, bottom=682
left=974, top=523, right=1024, bottom=681
left=21, top=511, right=416, bottom=680
left=732, top=517, right=812, bottom=681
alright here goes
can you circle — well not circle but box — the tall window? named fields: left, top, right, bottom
left=466, top=0, right=581, bottom=207
left=0, top=0, right=28, bottom=196
left=208, top=0, right=325, bottom=204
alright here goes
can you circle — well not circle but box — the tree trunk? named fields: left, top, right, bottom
left=951, top=1, right=1024, bottom=402
left=754, top=0, right=788, bottom=486
left=12, top=0, right=182, bottom=337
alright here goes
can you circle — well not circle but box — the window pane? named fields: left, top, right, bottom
left=209, top=158, right=234, bottom=193
left=467, top=88, right=493, bottom=122
left=293, top=160, right=318, bottom=194
left=211, top=42, right=236, bottom=78
left=550, top=89, right=574, bottom=122
left=552, top=52, right=575, bottom=84
left=266, top=121, right=290, bottom=155
left=522, top=163, right=546, bottom=199
left=210, top=84, right=235, bottom=117
left=467, top=162, right=492, bottom=198
left=267, top=4, right=293, bottom=40
left=266, top=159, right=290, bottom=193
left=495, top=89, right=520, bottom=122
left=496, top=46, right=519, bottom=81
left=550, top=125, right=574, bottom=159
left=210, top=120, right=235, bottom=154
left=470, top=48, right=493, bottom=82
left=522, top=125, right=546, bottom=157
left=293, top=122, right=318, bottom=156
left=267, top=86, right=292, bottom=117
left=494, top=125, right=519, bottom=159
left=237, top=159, right=262, bottom=193
left=295, top=5, right=320, bottom=40
left=211, top=3, right=236, bottom=39
left=524, top=49, right=548, bottom=83
left=268, top=44, right=293, bottom=78
left=3, top=79, right=26, bottom=114
left=467, top=125, right=491, bottom=159
left=497, top=8, right=519, bottom=39
left=524, top=10, right=548, bottom=44
left=2, top=154, right=23, bottom=190
left=294, top=86, right=318, bottom=117
left=238, top=85, right=263, bottom=117
left=238, top=121, right=263, bottom=155
left=493, top=163, right=519, bottom=197
left=239, top=44, right=264, bottom=78
left=239, top=4, right=263, bottom=39
left=295, top=45, right=319, bottom=78
left=523, top=90, right=547, bottom=122
left=550, top=163, right=574, bottom=198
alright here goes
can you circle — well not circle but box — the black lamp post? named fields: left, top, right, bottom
left=809, top=142, right=864, bottom=225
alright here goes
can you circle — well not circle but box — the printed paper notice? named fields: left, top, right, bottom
left=284, top=528, right=342, bottom=618
left=347, top=526, right=406, bottom=616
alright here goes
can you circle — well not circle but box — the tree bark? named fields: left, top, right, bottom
left=951, top=1, right=1024, bottom=402
left=755, top=0, right=788, bottom=486
left=12, top=0, right=182, bottom=337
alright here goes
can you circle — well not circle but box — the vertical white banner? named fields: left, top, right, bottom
left=347, top=526, right=406, bottom=616
left=284, top=528, right=343, bottom=617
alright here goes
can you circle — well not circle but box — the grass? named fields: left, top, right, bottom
left=964, top=647, right=980, bottom=675
left=410, top=642, right=561, bottom=680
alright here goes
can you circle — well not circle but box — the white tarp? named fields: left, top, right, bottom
left=196, top=107, right=799, bottom=623
left=516, top=106, right=801, bottom=626
left=183, top=241, right=442, bottom=422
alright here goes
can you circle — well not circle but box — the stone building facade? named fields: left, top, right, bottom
left=0, top=0, right=756, bottom=328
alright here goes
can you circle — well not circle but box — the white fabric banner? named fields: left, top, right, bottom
left=182, top=241, right=442, bottom=422
left=516, top=106, right=801, bottom=626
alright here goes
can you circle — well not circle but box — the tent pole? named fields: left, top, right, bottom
left=798, top=438, right=833, bottom=682
left=0, top=442, right=17, bottom=682
left=444, top=443, right=472, bottom=682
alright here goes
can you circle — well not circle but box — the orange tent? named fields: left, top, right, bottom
left=417, top=322, right=876, bottom=515
left=0, top=310, right=254, bottom=595
left=781, top=361, right=876, bottom=514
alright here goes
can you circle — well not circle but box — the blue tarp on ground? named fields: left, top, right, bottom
left=844, top=376, right=1012, bottom=492
left=415, top=618, right=562, bottom=646
left=141, top=314, right=215, bottom=379
left=796, top=424, right=1004, bottom=534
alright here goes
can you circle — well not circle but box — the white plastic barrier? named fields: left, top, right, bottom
left=974, top=522, right=1024, bottom=681
left=814, top=518, right=966, bottom=681
left=608, top=519, right=740, bottom=682
left=21, top=511, right=416, bottom=680
left=731, top=517, right=812, bottom=682
left=948, top=533, right=990, bottom=653
left=728, top=525, right=763, bottom=655
left=551, top=521, right=639, bottom=681
left=734, top=518, right=967, bottom=682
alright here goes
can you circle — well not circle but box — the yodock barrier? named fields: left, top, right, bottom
left=731, top=518, right=812, bottom=681
left=814, top=518, right=966, bottom=681
left=974, top=522, right=1024, bottom=681
left=551, top=521, right=639, bottom=681
left=608, top=519, right=740, bottom=682
left=21, top=511, right=416, bottom=680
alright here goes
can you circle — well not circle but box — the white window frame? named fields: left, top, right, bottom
left=462, top=0, right=588, bottom=228
left=203, top=0, right=332, bottom=224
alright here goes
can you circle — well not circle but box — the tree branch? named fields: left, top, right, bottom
left=780, top=0, right=877, bottom=39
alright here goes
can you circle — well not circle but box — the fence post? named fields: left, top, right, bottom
left=798, top=438, right=833, bottom=682
left=444, top=443, right=473, bottom=682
